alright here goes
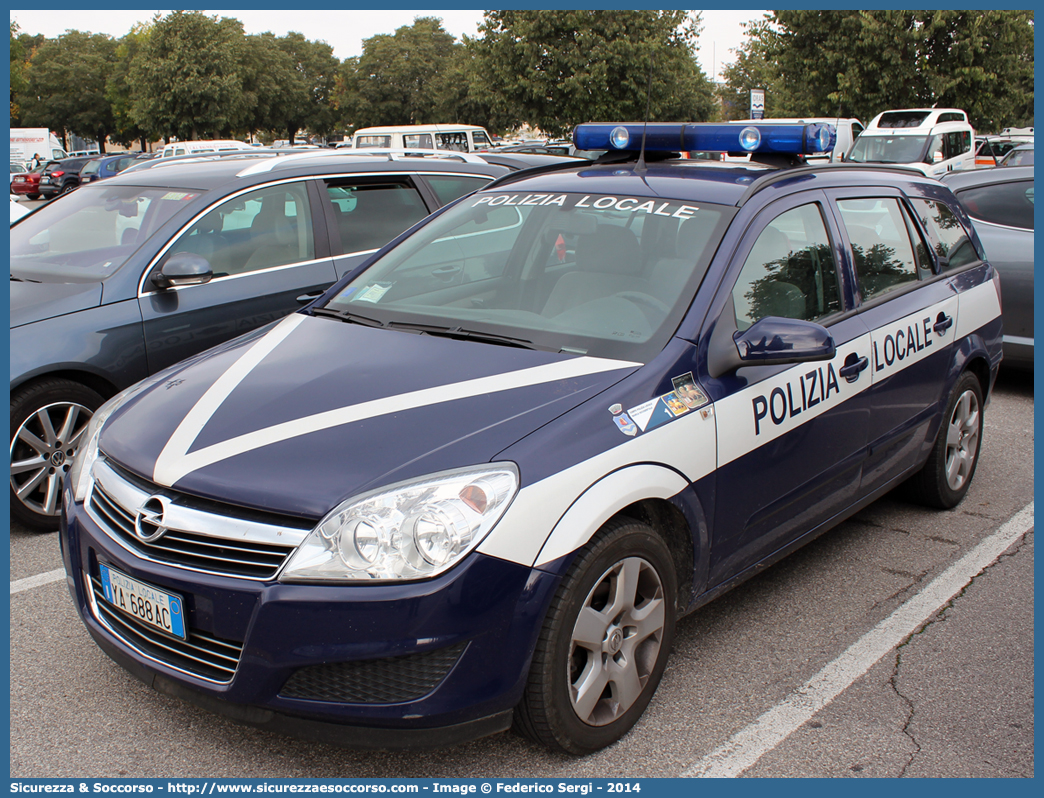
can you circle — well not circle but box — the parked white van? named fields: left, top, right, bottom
left=350, top=124, right=494, bottom=153
left=159, top=139, right=253, bottom=159
left=846, top=108, right=975, bottom=176
left=729, top=117, right=864, bottom=162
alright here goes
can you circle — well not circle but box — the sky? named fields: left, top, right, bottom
left=8, top=8, right=768, bottom=82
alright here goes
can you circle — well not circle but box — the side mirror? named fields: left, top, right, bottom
left=151, top=251, right=214, bottom=289
left=734, top=316, right=835, bottom=364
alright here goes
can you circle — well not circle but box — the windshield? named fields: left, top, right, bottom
left=10, top=184, right=199, bottom=282
left=318, top=189, right=732, bottom=362
left=848, top=134, right=929, bottom=164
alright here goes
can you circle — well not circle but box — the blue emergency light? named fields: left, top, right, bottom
left=574, top=122, right=836, bottom=156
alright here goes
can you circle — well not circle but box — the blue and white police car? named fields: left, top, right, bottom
left=60, top=122, right=1002, bottom=754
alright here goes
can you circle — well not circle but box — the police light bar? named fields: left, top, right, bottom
left=574, top=122, right=836, bottom=156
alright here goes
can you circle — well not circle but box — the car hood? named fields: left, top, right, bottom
left=9, top=278, right=103, bottom=328
left=101, top=313, right=639, bottom=519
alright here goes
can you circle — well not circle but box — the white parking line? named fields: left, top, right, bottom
left=683, top=502, right=1034, bottom=778
left=10, top=567, right=66, bottom=595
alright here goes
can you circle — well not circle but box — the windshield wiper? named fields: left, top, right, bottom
left=309, top=306, right=386, bottom=328
left=388, top=321, right=539, bottom=350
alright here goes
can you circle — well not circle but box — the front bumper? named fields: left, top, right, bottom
left=61, top=490, right=562, bottom=747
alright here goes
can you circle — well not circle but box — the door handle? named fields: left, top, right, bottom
left=296, top=292, right=324, bottom=304
left=933, top=313, right=954, bottom=335
left=839, top=355, right=869, bottom=383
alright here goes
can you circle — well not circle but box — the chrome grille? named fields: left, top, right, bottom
left=89, top=573, right=242, bottom=683
left=86, top=458, right=310, bottom=580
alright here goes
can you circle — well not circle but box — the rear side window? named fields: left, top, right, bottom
left=956, top=181, right=1034, bottom=231
left=325, top=181, right=429, bottom=254
left=80, top=160, right=100, bottom=176
left=910, top=199, right=978, bottom=270
left=425, top=175, right=492, bottom=206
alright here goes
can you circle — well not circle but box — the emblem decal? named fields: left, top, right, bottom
left=135, top=495, right=171, bottom=543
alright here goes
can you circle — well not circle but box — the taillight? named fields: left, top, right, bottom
left=51, top=170, right=65, bottom=178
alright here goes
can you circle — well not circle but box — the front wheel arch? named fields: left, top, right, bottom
left=514, top=517, right=678, bottom=753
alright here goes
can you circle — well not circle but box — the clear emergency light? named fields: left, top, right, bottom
left=574, top=122, right=837, bottom=156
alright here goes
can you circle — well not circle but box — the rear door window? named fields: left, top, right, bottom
left=403, top=134, right=433, bottom=149
left=325, top=181, right=430, bottom=254
left=837, top=198, right=922, bottom=301
left=424, top=175, right=493, bottom=206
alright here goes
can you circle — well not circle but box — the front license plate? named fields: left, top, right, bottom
left=99, top=563, right=186, bottom=639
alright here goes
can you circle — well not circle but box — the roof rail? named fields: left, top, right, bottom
left=120, top=148, right=299, bottom=174
left=737, top=162, right=932, bottom=207
left=482, top=158, right=594, bottom=191
left=348, top=147, right=488, bottom=164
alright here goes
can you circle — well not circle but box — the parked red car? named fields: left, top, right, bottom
left=10, top=163, right=46, bottom=200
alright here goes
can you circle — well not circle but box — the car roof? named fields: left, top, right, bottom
left=476, top=152, right=580, bottom=170
left=940, top=165, right=1034, bottom=190
left=94, top=151, right=511, bottom=191
left=481, top=158, right=936, bottom=208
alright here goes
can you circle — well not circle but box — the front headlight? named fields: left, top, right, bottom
left=69, top=376, right=164, bottom=503
left=280, top=463, right=519, bottom=583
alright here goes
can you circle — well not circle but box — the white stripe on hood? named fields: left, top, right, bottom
left=153, top=314, right=638, bottom=487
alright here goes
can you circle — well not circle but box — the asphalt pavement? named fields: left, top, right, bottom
left=8, top=369, right=1034, bottom=778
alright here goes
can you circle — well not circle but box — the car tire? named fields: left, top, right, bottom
left=10, top=378, right=104, bottom=532
left=27, top=193, right=39, bottom=200
left=514, top=517, right=677, bottom=754
left=906, top=371, right=983, bottom=509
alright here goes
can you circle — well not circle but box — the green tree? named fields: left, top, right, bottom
left=10, top=23, right=28, bottom=123
left=729, top=10, right=1034, bottom=131
left=18, top=30, right=118, bottom=151
left=339, top=17, right=461, bottom=129
left=468, top=10, right=717, bottom=138
left=918, top=10, right=1035, bottom=131
left=239, top=33, right=299, bottom=141
left=275, top=32, right=341, bottom=142
left=128, top=11, right=249, bottom=141
left=718, top=18, right=795, bottom=120
left=106, top=23, right=156, bottom=150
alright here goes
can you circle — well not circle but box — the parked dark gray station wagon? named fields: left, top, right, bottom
left=941, top=164, right=1034, bottom=369
left=10, top=151, right=520, bottom=530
